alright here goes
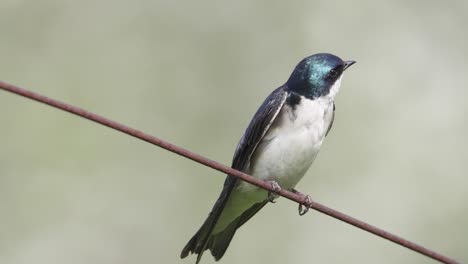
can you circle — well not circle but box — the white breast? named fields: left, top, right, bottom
left=238, top=94, right=335, bottom=192
left=213, top=78, right=344, bottom=232
left=214, top=81, right=342, bottom=232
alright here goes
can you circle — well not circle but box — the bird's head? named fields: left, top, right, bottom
left=286, top=53, right=355, bottom=100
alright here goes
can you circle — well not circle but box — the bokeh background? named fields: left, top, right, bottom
left=1, top=1, right=467, bottom=263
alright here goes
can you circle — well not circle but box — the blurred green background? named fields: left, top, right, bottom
left=1, top=1, right=467, bottom=263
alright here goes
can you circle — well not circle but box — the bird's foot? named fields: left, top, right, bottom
left=298, top=195, right=312, bottom=216
left=292, top=189, right=312, bottom=216
left=267, top=181, right=281, bottom=203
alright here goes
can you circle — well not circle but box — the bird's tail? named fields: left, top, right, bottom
left=181, top=175, right=238, bottom=263
left=180, top=216, right=213, bottom=264
left=180, top=212, right=239, bottom=263
left=181, top=199, right=268, bottom=263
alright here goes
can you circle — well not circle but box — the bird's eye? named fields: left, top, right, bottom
left=329, top=69, right=338, bottom=78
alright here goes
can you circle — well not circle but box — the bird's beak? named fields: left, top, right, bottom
left=343, top=60, right=356, bottom=71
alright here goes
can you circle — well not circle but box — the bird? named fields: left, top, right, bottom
left=180, top=53, right=355, bottom=263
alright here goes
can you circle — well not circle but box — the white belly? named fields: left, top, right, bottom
left=213, top=96, right=334, bottom=233
left=242, top=96, right=334, bottom=190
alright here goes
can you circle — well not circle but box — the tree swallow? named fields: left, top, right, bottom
left=181, top=53, right=355, bottom=263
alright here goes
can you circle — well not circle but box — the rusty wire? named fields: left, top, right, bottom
left=0, top=80, right=460, bottom=264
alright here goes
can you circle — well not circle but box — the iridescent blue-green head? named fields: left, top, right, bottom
left=286, top=53, right=355, bottom=99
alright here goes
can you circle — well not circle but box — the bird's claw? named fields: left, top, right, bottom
left=298, top=195, right=312, bottom=216
left=291, top=189, right=312, bottom=216
left=267, top=181, right=281, bottom=203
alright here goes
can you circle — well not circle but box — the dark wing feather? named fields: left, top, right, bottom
left=208, top=200, right=268, bottom=260
left=325, top=102, right=335, bottom=136
left=231, top=86, right=288, bottom=170
left=236, top=200, right=268, bottom=228
left=181, top=86, right=288, bottom=262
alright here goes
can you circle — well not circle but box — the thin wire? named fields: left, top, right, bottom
left=0, top=80, right=459, bottom=264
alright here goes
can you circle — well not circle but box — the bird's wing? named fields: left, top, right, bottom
left=181, top=85, right=288, bottom=262
left=219, top=85, right=289, bottom=205
left=232, top=85, right=289, bottom=170
left=325, top=102, right=335, bottom=137
left=213, top=85, right=289, bottom=219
